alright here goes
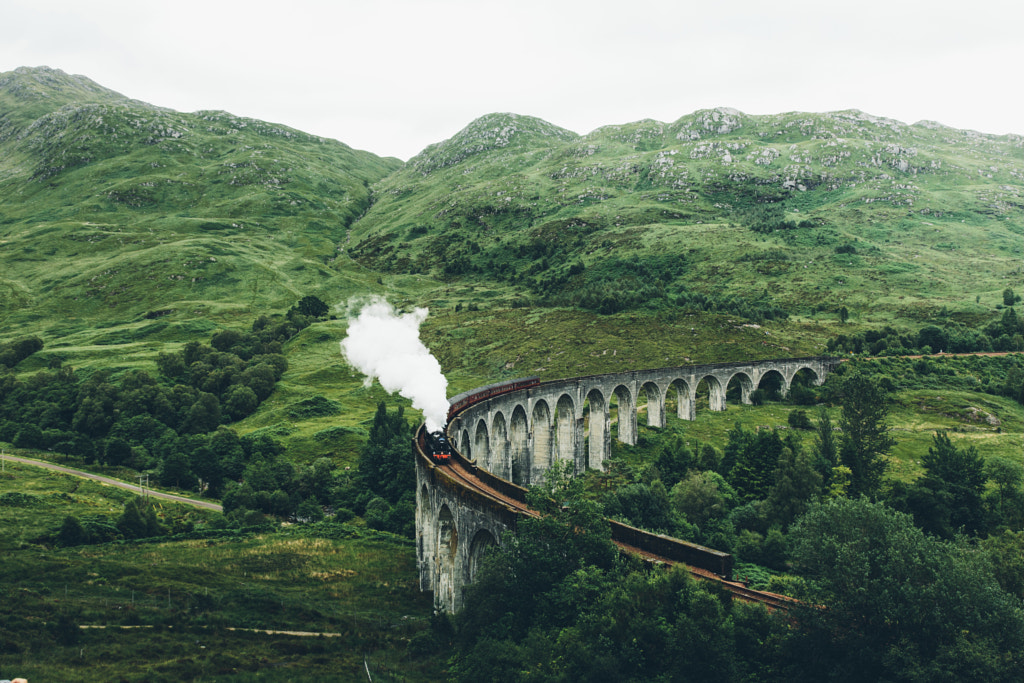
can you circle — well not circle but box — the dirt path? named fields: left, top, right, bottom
left=1, top=453, right=222, bottom=512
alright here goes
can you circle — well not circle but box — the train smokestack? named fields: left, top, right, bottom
left=339, top=296, right=449, bottom=432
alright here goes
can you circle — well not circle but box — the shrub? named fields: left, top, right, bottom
left=788, top=409, right=813, bottom=430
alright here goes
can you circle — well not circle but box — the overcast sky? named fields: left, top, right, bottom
left=3, top=0, right=1020, bottom=160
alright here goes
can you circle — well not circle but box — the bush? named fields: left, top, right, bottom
left=787, top=409, right=813, bottom=430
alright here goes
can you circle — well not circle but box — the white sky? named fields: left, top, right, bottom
left=3, top=0, right=1021, bottom=160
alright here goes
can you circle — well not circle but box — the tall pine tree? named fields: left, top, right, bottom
left=360, top=402, right=415, bottom=504
left=838, top=374, right=894, bottom=497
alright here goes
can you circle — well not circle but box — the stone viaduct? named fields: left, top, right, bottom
left=416, top=356, right=841, bottom=612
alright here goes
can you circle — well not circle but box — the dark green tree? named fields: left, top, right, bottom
left=359, top=402, right=414, bottom=504
left=812, top=407, right=838, bottom=484
left=57, top=515, right=89, bottom=546
left=653, top=433, right=693, bottom=486
left=297, top=295, right=329, bottom=318
left=182, top=392, right=221, bottom=434
left=671, top=470, right=736, bottom=528
left=921, top=431, right=986, bottom=531
left=729, top=428, right=784, bottom=502
left=985, top=456, right=1024, bottom=530
left=981, top=530, right=1024, bottom=599
left=159, top=448, right=194, bottom=489
left=787, top=497, right=1024, bottom=682
left=117, top=499, right=163, bottom=539
left=837, top=374, right=894, bottom=497
left=765, top=443, right=822, bottom=529
left=224, top=384, right=259, bottom=421
left=104, top=437, right=133, bottom=467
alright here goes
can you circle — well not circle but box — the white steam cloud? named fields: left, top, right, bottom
left=340, top=297, right=449, bottom=432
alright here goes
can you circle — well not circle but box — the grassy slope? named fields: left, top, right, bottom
left=0, top=66, right=401, bottom=361
left=0, top=461, right=442, bottom=682
left=350, top=109, right=1022, bottom=324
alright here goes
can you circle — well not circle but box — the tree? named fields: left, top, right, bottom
left=671, top=470, right=735, bottom=528
left=159, top=448, right=194, bottom=489
left=605, top=480, right=675, bottom=534
left=917, top=325, right=948, bottom=354
left=296, top=295, right=329, bottom=318
left=57, top=515, right=89, bottom=546
left=210, top=427, right=246, bottom=481
left=838, top=306, right=849, bottom=324
left=787, top=409, right=812, bottom=430
left=1004, top=287, right=1020, bottom=307
left=104, top=437, right=133, bottom=467
left=729, top=428, right=784, bottom=503
left=359, top=402, right=414, bottom=504
left=117, top=499, right=162, bottom=539
left=0, top=335, right=43, bottom=368
left=224, top=384, right=259, bottom=421
left=182, top=392, right=221, bottom=434
left=787, top=497, right=1024, bottom=682
left=653, top=433, right=693, bottom=486
left=296, top=497, right=324, bottom=522
left=837, top=374, right=894, bottom=497
left=887, top=431, right=988, bottom=539
left=765, top=443, right=822, bottom=529
left=985, top=456, right=1024, bottom=530
left=921, top=431, right=986, bottom=531
left=813, top=406, right=838, bottom=484
left=981, top=530, right=1024, bottom=600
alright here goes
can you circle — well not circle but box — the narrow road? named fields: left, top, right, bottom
left=1, top=453, right=222, bottom=512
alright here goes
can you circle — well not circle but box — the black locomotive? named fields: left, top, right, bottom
left=424, top=430, right=452, bottom=463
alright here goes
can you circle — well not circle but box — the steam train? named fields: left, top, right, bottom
left=421, top=376, right=543, bottom=465
left=424, top=429, right=452, bottom=462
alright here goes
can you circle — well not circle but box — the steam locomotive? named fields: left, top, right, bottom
left=424, top=429, right=452, bottom=462
left=424, top=376, right=541, bottom=465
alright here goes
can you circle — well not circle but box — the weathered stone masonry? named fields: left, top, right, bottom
left=416, top=356, right=840, bottom=612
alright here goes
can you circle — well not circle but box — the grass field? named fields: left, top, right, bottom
left=0, top=461, right=445, bottom=682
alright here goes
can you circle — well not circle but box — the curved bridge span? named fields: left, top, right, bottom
left=415, top=357, right=840, bottom=612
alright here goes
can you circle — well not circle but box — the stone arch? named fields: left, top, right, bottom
left=697, top=375, right=726, bottom=412
left=460, top=428, right=472, bottom=459
left=726, top=371, right=754, bottom=405
left=669, top=378, right=695, bottom=420
left=786, top=366, right=820, bottom=404
left=554, top=394, right=577, bottom=470
left=509, top=404, right=529, bottom=486
left=490, top=412, right=509, bottom=479
left=467, top=528, right=497, bottom=584
left=531, top=400, right=553, bottom=475
left=790, top=365, right=820, bottom=387
left=436, top=504, right=458, bottom=609
left=474, top=418, right=490, bottom=467
left=583, top=388, right=608, bottom=470
left=756, top=369, right=786, bottom=400
left=640, top=381, right=665, bottom=428
left=611, top=385, right=636, bottom=445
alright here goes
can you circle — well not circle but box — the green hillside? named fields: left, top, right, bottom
left=0, top=66, right=402, bottom=344
left=350, top=109, right=1022, bottom=324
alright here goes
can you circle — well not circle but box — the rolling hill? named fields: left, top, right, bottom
left=0, top=66, right=402, bottom=343
left=350, top=109, right=1022, bottom=324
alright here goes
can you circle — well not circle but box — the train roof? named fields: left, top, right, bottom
left=447, top=375, right=540, bottom=406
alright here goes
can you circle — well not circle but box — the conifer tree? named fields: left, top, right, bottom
left=837, top=374, right=894, bottom=497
